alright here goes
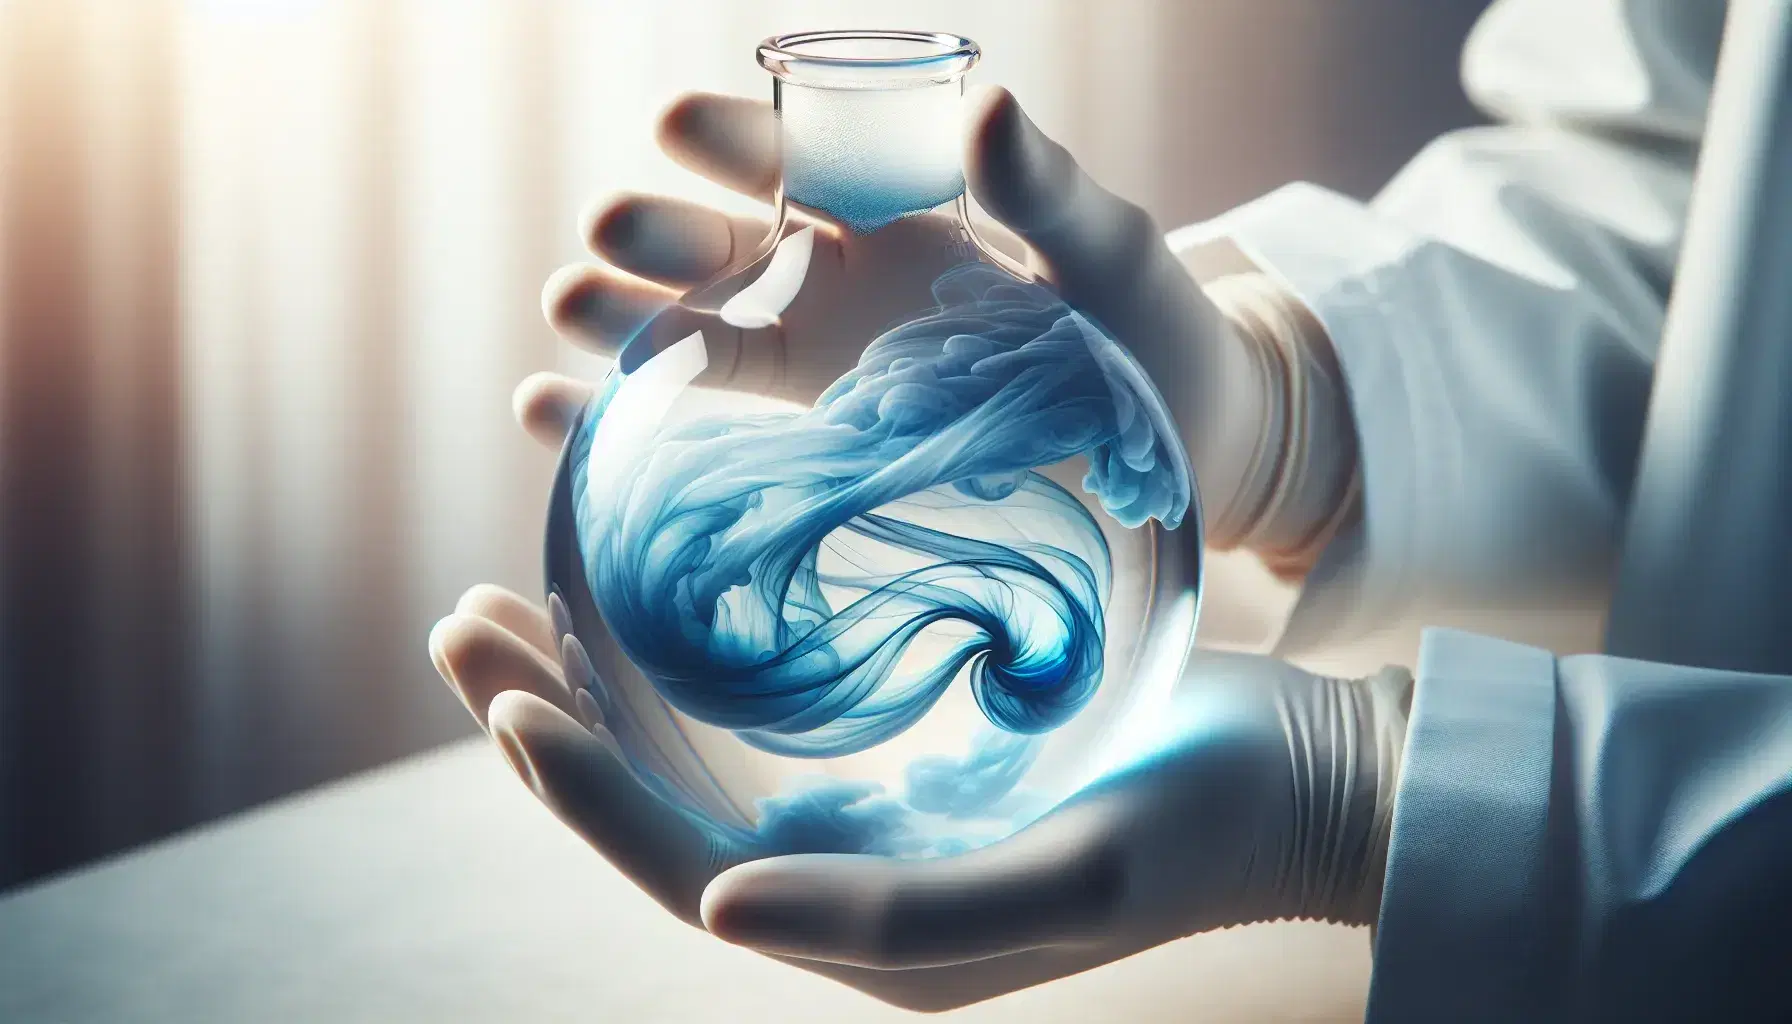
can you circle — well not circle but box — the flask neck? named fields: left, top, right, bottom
left=758, top=31, right=980, bottom=235
left=776, top=78, right=967, bottom=234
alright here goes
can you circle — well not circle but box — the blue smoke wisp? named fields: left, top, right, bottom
left=569, top=261, right=1190, bottom=851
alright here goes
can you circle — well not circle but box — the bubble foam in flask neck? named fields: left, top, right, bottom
left=780, top=82, right=966, bottom=233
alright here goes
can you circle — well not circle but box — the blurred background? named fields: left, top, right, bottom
left=0, top=0, right=1490, bottom=892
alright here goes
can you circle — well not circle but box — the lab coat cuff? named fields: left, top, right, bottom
left=1170, top=183, right=1431, bottom=658
left=1364, top=627, right=1558, bottom=1023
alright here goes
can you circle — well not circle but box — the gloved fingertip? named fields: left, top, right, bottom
left=427, top=613, right=466, bottom=684
left=489, top=700, right=542, bottom=793
left=582, top=192, right=641, bottom=256
left=696, top=873, right=737, bottom=938
left=490, top=687, right=578, bottom=737
left=540, top=264, right=595, bottom=333
left=513, top=372, right=588, bottom=448
left=698, top=862, right=792, bottom=945
left=546, top=590, right=573, bottom=641
left=586, top=720, right=627, bottom=765
left=574, top=687, right=604, bottom=731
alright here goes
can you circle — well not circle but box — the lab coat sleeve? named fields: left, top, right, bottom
left=1367, top=627, right=1792, bottom=1022
left=1168, top=0, right=1724, bottom=666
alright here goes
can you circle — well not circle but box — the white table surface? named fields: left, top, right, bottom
left=0, top=738, right=1371, bottom=1022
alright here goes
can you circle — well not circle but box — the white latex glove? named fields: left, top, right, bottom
left=521, top=86, right=1351, bottom=555
left=430, top=586, right=1411, bottom=1012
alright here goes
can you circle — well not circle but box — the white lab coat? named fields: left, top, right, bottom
left=1174, top=0, right=1792, bottom=1017
left=1174, top=0, right=1715, bottom=673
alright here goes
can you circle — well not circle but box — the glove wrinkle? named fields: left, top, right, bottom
left=1324, top=676, right=1356, bottom=919
left=1308, top=676, right=1353, bottom=925
left=1268, top=670, right=1412, bottom=930
left=1272, top=685, right=1309, bottom=926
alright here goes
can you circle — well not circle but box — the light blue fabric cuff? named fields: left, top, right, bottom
left=1366, top=627, right=1558, bottom=1023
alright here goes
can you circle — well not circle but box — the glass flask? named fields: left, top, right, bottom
left=544, top=30, right=1202, bottom=859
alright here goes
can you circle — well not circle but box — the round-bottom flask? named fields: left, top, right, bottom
left=545, top=31, right=1202, bottom=858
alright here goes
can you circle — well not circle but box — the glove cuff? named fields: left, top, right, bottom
left=1203, top=273, right=1361, bottom=578
left=1284, top=665, right=1413, bottom=930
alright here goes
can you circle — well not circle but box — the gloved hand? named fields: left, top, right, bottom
left=430, top=586, right=1412, bottom=1012
left=520, top=85, right=1351, bottom=555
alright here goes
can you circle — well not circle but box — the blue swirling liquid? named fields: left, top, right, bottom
left=560, top=261, right=1190, bottom=857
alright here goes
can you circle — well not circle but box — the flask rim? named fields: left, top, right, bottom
left=758, top=30, right=980, bottom=89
